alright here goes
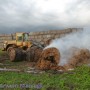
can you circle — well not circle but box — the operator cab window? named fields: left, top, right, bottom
left=17, top=35, right=23, bottom=41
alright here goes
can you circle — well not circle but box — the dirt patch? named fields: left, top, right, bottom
left=0, top=52, right=9, bottom=62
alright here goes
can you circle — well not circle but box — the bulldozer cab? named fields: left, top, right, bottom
left=16, top=33, right=29, bottom=41
left=16, top=33, right=30, bottom=47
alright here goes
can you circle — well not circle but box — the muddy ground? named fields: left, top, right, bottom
left=0, top=51, right=39, bottom=73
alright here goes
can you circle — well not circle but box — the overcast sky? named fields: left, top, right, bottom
left=0, top=0, right=90, bottom=33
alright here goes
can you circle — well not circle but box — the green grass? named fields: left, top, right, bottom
left=0, top=50, right=90, bottom=90
left=0, top=65, right=90, bottom=90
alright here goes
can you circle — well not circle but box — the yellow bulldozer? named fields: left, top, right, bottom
left=3, top=32, right=44, bottom=62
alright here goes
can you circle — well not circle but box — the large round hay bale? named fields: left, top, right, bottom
left=68, top=48, right=90, bottom=67
left=26, top=45, right=43, bottom=62
left=37, top=47, right=60, bottom=70
left=41, top=47, right=60, bottom=64
left=8, top=47, right=25, bottom=62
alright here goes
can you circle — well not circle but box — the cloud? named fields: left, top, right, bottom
left=0, top=0, right=90, bottom=33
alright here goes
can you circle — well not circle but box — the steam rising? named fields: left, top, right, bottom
left=45, top=29, right=90, bottom=65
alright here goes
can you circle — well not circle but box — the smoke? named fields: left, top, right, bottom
left=45, top=29, right=90, bottom=65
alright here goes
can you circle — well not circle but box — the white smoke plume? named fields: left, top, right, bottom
left=45, top=29, right=90, bottom=65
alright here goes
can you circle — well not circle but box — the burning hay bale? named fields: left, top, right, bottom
left=64, top=48, right=90, bottom=70
left=26, top=44, right=90, bottom=71
left=36, top=47, right=60, bottom=70
left=26, top=45, right=43, bottom=62
left=42, top=47, right=60, bottom=64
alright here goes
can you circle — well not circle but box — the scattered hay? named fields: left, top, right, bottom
left=64, top=48, right=90, bottom=70
left=0, top=52, right=9, bottom=62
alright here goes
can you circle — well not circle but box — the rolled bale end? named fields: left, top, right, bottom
left=8, top=48, right=26, bottom=62
left=41, top=47, right=60, bottom=64
left=26, top=45, right=43, bottom=62
left=36, top=47, right=60, bottom=70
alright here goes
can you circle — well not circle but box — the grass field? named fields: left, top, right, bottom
left=0, top=66, right=90, bottom=90
left=0, top=50, right=90, bottom=90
